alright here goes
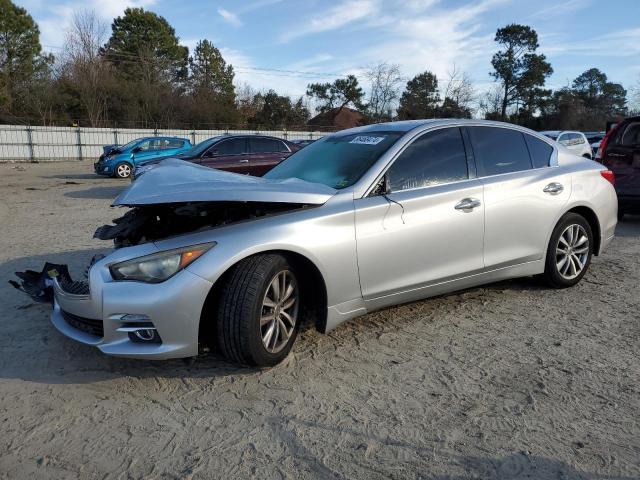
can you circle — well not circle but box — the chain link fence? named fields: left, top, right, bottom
left=0, top=125, right=335, bottom=162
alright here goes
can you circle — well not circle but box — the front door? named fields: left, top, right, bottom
left=355, top=127, right=484, bottom=304
left=200, top=138, right=250, bottom=174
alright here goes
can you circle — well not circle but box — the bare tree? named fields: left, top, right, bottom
left=478, top=84, right=504, bottom=120
left=442, top=65, right=476, bottom=117
left=365, top=62, right=404, bottom=122
left=59, top=11, right=112, bottom=126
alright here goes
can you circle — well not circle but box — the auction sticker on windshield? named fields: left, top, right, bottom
left=349, top=136, right=385, bottom=145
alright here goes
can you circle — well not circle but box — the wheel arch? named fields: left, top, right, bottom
left=564, top=205, right=602, bottom=255
left=198, top=249, right=328, bottom=351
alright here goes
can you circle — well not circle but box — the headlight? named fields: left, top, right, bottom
left=109, top=243, right=215, bottom=283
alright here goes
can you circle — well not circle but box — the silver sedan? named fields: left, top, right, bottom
left=51, top=120, right=617, bottom=367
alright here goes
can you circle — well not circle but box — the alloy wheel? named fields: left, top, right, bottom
left=117, top=164, right=131, bottom=178
left=260, top=270, right=298, bottom=353
left=555, top=224, right=589, bottom=280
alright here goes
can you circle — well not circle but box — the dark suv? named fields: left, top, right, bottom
left=599, top=116, right=640, bottom=219
left=133, top=134, right=300, bottom=179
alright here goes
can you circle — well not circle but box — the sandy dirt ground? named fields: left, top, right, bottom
left=0, top=161, right=638, bottom=480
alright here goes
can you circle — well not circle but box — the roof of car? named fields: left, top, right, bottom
left=337, top=119, right=546, bottom=135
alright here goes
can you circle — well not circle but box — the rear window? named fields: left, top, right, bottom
left=166, top=139, right=185, bottom=148
left=249, top=138, right=287, bottom=153
left=616, top=122, right=640, bottom=146
left=524, top=134, right=554, bottom=169
left=468, top=127, right=532, bottom=176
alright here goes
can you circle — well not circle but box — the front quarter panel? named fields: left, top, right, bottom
left=158, top=193, right=364, bottom=323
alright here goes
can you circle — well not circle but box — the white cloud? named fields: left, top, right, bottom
left=217, top=7, right=242, bottom=27
left=279, top=0, right=381, bottom=43
left=529, top=0, right=590, bottom=20
left=34, top=0, right=157, bottom=49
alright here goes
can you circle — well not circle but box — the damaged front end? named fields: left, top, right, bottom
left=11, top=159, right=336, bottom=303
left=93, top=200, right=310, bottom=248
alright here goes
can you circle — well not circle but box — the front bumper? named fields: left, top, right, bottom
left=51, top=262, right=213, bottom=359
left=94, top=161, right=113, bottom=175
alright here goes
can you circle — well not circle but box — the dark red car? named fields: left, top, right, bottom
left=133, top=135, right=300, bottom=179
left=598, top=116, right=640, bottom=219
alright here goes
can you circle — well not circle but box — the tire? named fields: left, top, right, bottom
left=114, top=162, right=132, bottom=179
left=582, top=153, right=592, bottom=159
left=216, top=254, right=300, bottom=367
left=542, top=213, right=593, bottom=288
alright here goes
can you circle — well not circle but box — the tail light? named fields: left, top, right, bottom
left=600, top=170, right=615, bottom=186
left=596, top=126, right=617, bottom=163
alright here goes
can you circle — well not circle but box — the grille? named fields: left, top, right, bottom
left=58, top=277, right=90, bottom=295
left=60, top=309, right=104, bottom=337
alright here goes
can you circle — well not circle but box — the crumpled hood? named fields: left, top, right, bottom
left=113, top=159, right=337, bottom=206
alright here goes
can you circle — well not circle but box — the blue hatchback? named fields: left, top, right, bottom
left=94, top=137, right=192, bottom=178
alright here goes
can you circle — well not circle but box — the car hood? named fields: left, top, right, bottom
left=113, top=159, right=337, bottom=206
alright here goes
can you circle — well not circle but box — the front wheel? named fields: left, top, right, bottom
left=542, top=213, right=593, bottom=288
left=216, top=254, right=300, bottom=367
left=114, top=162, right=132, bottom=179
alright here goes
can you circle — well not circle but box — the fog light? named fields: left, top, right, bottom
left=129, top=329, right=161, bottom=343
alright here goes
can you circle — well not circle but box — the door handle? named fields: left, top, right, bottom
left=454, top=198, right=481, bottom=210
left=543, top=182, right=564, bottom=195
left=238, top=159, right=249, bottom=163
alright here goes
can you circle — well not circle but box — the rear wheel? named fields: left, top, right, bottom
left=542, top=213, right=593, bottom=288
left=114, top=162, right=132, bottom=179
left=216, top=254, right=300, bottom=367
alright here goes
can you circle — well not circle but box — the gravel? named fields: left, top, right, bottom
left=0, top=162, right=638, bottom=479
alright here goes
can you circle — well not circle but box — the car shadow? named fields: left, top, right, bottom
left=274, top=415, right=636, bottom=480
left=615, top=214, right=640, bottom=237
left=64, top=186, right=126, bottom=199
left=44, top=173, right=104, bottom=180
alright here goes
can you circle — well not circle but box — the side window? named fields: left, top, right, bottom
left=136, top=140, right=151, bottom=151
left=166, top=139, right=185, bottom=148
left=387, top=127, right=468, bottom=192
left=575, top=134, right=586, bottom=144
left=249, top=138, right=281, bottom=153
left=524, top=134, right=554, bottom=169
left=215, top=138, right=246, bottom=155
left=468, top=127, right=532, bottom=176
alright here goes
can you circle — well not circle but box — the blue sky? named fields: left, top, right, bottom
left=16, top=0, right=640, bottom=104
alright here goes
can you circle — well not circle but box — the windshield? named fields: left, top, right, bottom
left=264, top=131, right=404, bottom=189
left=117, top=139, right=141, bottom=151
left=180, top=137, right=222, bottom=157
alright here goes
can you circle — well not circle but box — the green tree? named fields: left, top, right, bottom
left=102, top=8, right=188, bottom=125
left=0, top=0, right=53, bottom=121
left=249, top=90, right=309, bottom=129
left=490, top=24, right=552, bottom=120
left=572, top=68, right=626, bottom=117
left=186, top=39, right=236, bottom=125
left=396, top=71, right=440, bottom=120
left=306, top=75, right=365, bottom=114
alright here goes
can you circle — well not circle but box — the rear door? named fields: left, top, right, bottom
left=605, top=120, right=640, bottom=198
left=162, top=138, right=188, bottom=157
left=467, top=126, right=570, bottom=268
left=248, top=138, right=291, bottom=175
left=200, top=138, right=250, bottom=174
left=355, top=126, right=484, bottom=305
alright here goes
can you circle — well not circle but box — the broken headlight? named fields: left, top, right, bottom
left=109, top=243, right=215, bottom=283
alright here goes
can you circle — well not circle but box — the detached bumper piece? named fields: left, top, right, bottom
left=9, top=263, right=73, bottom=303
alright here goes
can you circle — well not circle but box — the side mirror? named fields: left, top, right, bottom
left=204, top=149, right=218, bottom=158
left=132, top=146, right=142, bottom=153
